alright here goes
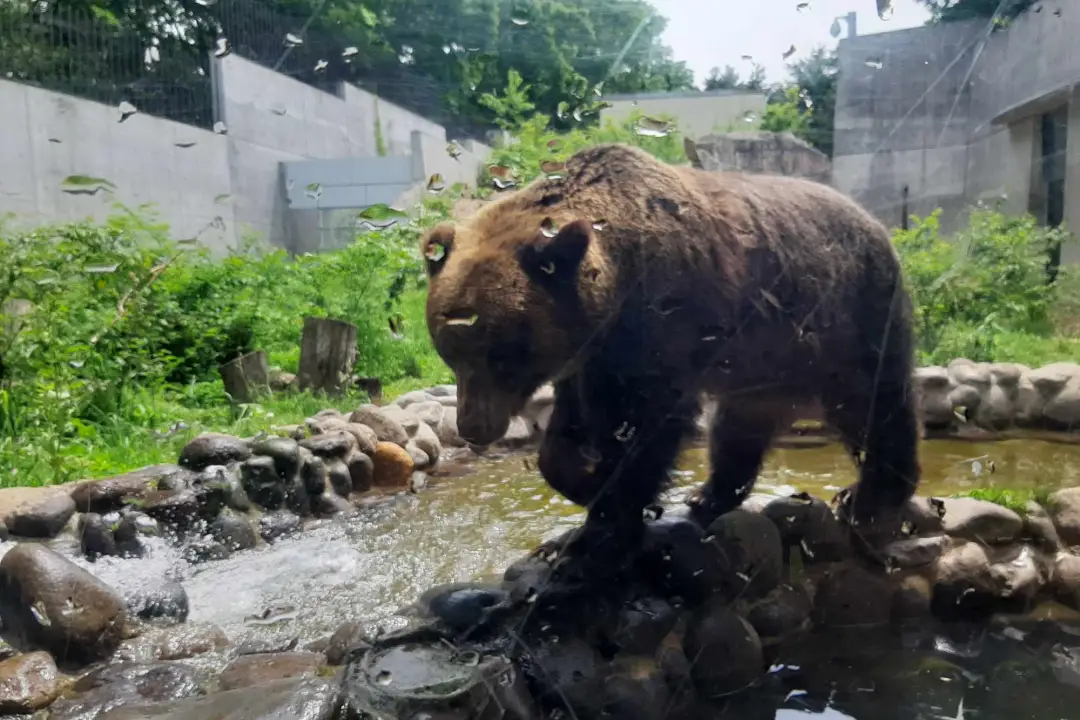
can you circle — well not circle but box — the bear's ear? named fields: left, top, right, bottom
left=420, top=223, right=455, bottom=276
left=518, top=218, right=591, bottom=284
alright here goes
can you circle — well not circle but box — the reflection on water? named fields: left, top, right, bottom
left=46, top=438, right=1080, bottom=717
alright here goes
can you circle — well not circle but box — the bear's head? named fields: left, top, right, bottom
left=420, top=205, right=611, bottom=447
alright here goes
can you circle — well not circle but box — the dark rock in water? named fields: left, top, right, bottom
left=811, top=562, right=894, bottom=629
left=638, top=514, right=723, bottom=604
left=178, top=433, right=252, bottom=471
left=283, top=474, right=312, bottom=517
left=140, top=490, right=200, bottom=530
left=198, top=464, right=252, bottom=513
left=250, top=437, right=302, bottom=480
left=211, top=509, right=258, bottom=552
left=5, top=492, right=76, bottom=538
left=71, top=465, right=196, bottom=514
left=300, top=430, right=358, bottom=460
left=240, top=456, right=285, bottom=510
left=72, top=661, right=203, bottom=702
left=597, top=656, right=672, bottom=720
left=683, top=599, right=764, bottom=699
left=300, top=454, right=328, bottom=497
left=528, top=636, right=606, bottom=715
left=150, top=623, right=229, bottom=661
left=181, top=539, right=231, bottom=565
left=341, top=643, right=534, bottom=719
left=344, top=451, right=373, bottom=494
left=79, top=512, right=119, bottom=560
left=0, top=650, right=60, bottom=714
left=113, top=513, right=151, bottom=558
left=416, top=582, right=511, bottom=633
left=705, top=510, right=784, bottom=601
left=236, top=634, right=299, bottom=657
left=611, top=597, right=679, bottom=656
left=325, top=458, right=353, bottom=498
left=96, top=676, right=340, bottom=720
left=258, top=512, right=301, bottom=544
left=0, top=542, right=126, bottom=664
left=126, top=581, right=190, bottom=625
left=743, top=584, right=812, bottom=641
left=325, top=621, right=375, bottom=666
left=760, top=494, right=849, bottom=564
left=312, top=492, right=354, bottom=518
left=218, top=651, right=324, bottom=691
left=154, top=471, right=190, bottom=493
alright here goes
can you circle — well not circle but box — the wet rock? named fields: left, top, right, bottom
left=240, top=456, right=285, bottom=510
left=5, top=492, right=76, bottom=538
left=404, top=442, right=430, bottom=470
left=313, top=492, right=355, bottom=517
left=300, top=431, right=358, bottom=460
left=761, top=494, right=848, bottom=563
left=324, top=458, right=353, bottom=497
left=683, top=600, right=764, bottom=698
left=250, top=437, right=302, bottom=479
left=497, top=416, right=533, bottom=449
left=933, top=541, right=1045, bottom=617
left=811, top=562, right=894, bottom=628
left=411, top=401, right=445, bottom=428
left=0, top=521, right=8, bottom=541
left=79, top=512, right=119, bottom=559
left=258, top=511, right=301, bottom=543
left=743, top=584, right=812, bottom=641
left=71, top=465, right=195, bottom=514
left=882, top=534, right=949, bottom=568
left=940, top=497, right=1023, bottom=544
left=411, top=422, right=442, bottom=468
left=299, top=453, right=327, bottom=497
left=892, top=572, right=933, bottom=621
left=381, top=405, right=420, bottom=436
left=178, top=433, right=252, bottom=471
left=198, top=464, right=252, bottom=513
left=1053, top=552, right=1080, bottom=608
left=125, top=581, right=190, bottom=625
left=527, top=637, right=605, bottom=715
left=0, top=543, right=126, bottom=664
left=219, top=651, right=323, bottom=691
left=394, top=390, right=433, bottom=408
left=349, top=405, right=409, bottom=447
left=416, top=582, right=511, bottom=634
left=211, top=510, right=258, bottom=552
left=1047, top=487, right=1080, bottom=547
left=344, top=451, right=373, bottom=493
left=612, top=597, right=679, bottom=655
left=435, top=407, right=466, bottom=448
left=140, top=490, right=200, bottom=530
left=342, top=643, right=531, bottom=719
left=236, top=634, right=299, bottom=656
left=0, top=651, right=59, bottom=713
left=372, top=442, right=415, bottom=488
left=98, top=676, right=340, bottom=720
left=72, top=661, right=203, bottom=702
left=150, top=623, right=229, bottom=661
left=325, top=622, right=374, bottom=666
left=902, top=496, right=947, bottom=535
left=181, top=538, right=231, bottom=565
left=1025, top=501, right=1063, bottom=552
left=343, top=424, right=377, bottom=456
left=706, top=509, right=785, bottom=600
left=599, top=656, right=672, bottom=720
left=638, top=513, right=721, bottom=603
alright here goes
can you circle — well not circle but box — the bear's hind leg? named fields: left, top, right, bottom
left=687, top=402, right=783, bottom=527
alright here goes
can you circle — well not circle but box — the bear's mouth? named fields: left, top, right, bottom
left=440, top=308, right=481, bottom=328
left=456, top=380, right=524, bottom=448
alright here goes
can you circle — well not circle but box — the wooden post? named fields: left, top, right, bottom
left=219, top=351, right=270, bottom=404
left=297, top=317, right=357, bottom=396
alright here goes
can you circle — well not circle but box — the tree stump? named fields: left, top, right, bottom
left=218, top=351, right=270, bottom=404
left=297, top=317, right=358, bottom=396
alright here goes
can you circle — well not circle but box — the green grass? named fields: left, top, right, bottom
left=956, top=486, right=1055, bottom=515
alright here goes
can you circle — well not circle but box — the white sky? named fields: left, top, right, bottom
left=649, top=0, right=932, bottom=85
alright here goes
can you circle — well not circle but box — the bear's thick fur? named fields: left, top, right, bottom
left=421, top=143, right=919, bottom=564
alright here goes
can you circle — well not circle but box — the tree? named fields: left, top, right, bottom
left=704, top=65, right=740, bottom=90
left=917, top=0, right=1037, bottom=22
left=788, top=47, right=838, bottom=157
left=760, top=86, right=811, bottom=139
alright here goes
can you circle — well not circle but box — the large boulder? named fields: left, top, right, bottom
left=178, top=433, right=252, bottom=471
left=0, top=651, right=60, bottom=713
left=0, top=543, right=126, bottom=664
left=5, top=492, right=76, bottom=538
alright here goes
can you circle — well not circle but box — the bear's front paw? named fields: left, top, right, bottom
left=528, top=521, right=640, bottom=603
left=685, top=487, right=727, bottom=528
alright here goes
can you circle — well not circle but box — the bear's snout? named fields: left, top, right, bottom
left=457, top=392, right=515, bottom=447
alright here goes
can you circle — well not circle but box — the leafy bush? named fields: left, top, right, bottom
left=893, top=208, right=1075, bottom=364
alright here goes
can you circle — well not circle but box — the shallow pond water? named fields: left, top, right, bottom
left=36, top=437, right=1080, bottom=718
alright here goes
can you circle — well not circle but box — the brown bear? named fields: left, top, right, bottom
left=420, top=143, right=920, bottom=578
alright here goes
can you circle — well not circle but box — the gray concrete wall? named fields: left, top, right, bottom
left=0, top=54, right=490, bottom=254
left=600, top=90, right=767, bottom=140
left=833, top=11, right=1080, bottom=263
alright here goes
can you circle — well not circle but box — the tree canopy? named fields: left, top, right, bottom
left=917, top=0, right=1038, bottom=23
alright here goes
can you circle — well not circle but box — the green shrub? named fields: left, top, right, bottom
left=893, top=208, right=1072, bottom=365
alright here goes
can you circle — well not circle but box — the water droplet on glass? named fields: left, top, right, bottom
left=783, top=45, right=797, bottom=60
left=284, top=33, right=303, bottom=47
left=445, top=314, right=479, bottom=327
left=796, top=1, right=810, bottom=11
left=425, top=242, right=446, bottom=262
left=342, top=46, right=358, bottom=60
left=85, top=264, right=119, bottom=274
left=305, top=183, right=323, bottom=200
left=446, top=140, right=464, bottom=159
left=214, top=37, right=231, bottom=58
left=643, top=506, right=661, bottom=521
left=541, top=160, right=565, bottom=179
left=572, top=106, right=585, bottom=123
left=359, top=204, right=408, bottom=221
left=374, top=670, right=392, bottom=686
left=61, top=175, right=116, bottom=195
left=492, top=177, right=516, bottom=190
left=213, top=121, right=227, bottom=134
left=525, top=588, right=539, bottom=604
left=865, top=57, right=884, bottom=70
left=510, top=8, right=530, bottom=26
left=547, top=138, right=560, bottom=153
left=426, top=174, right=446, bottom=195
left=540, top=261, right=556, bottom=275
left=489, top=165, right=514, bottom=180
left=634, top=116, right=672, bottom=137
left=741, top=54, right=754, bottom=62
left=971, top=460, right=983, bottom=477
left=314, top=59, right=328, bottom=72
left=398, top=45, right=414, bottom=65
left=117, top=101, right=138, bottom=123
left=742, top=110, right=758, bottom=123
left=830, top=18, right=843, bottom=37
left=175, top=140, right=196, bottom=148
left=877, top=0, right=894, bottom=20
left=614, top=421, right=635, bottom=441
left=592, top=220, right=608, bottom=231
left=785, top=689, right=808, bottom=701
left=540, top=218, right=559, bottom=238
left=593, top=82, right=604, bottom=96
left=457, top=651, right=481, bottom=667
left=48, top=137, right=61, bottom=144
